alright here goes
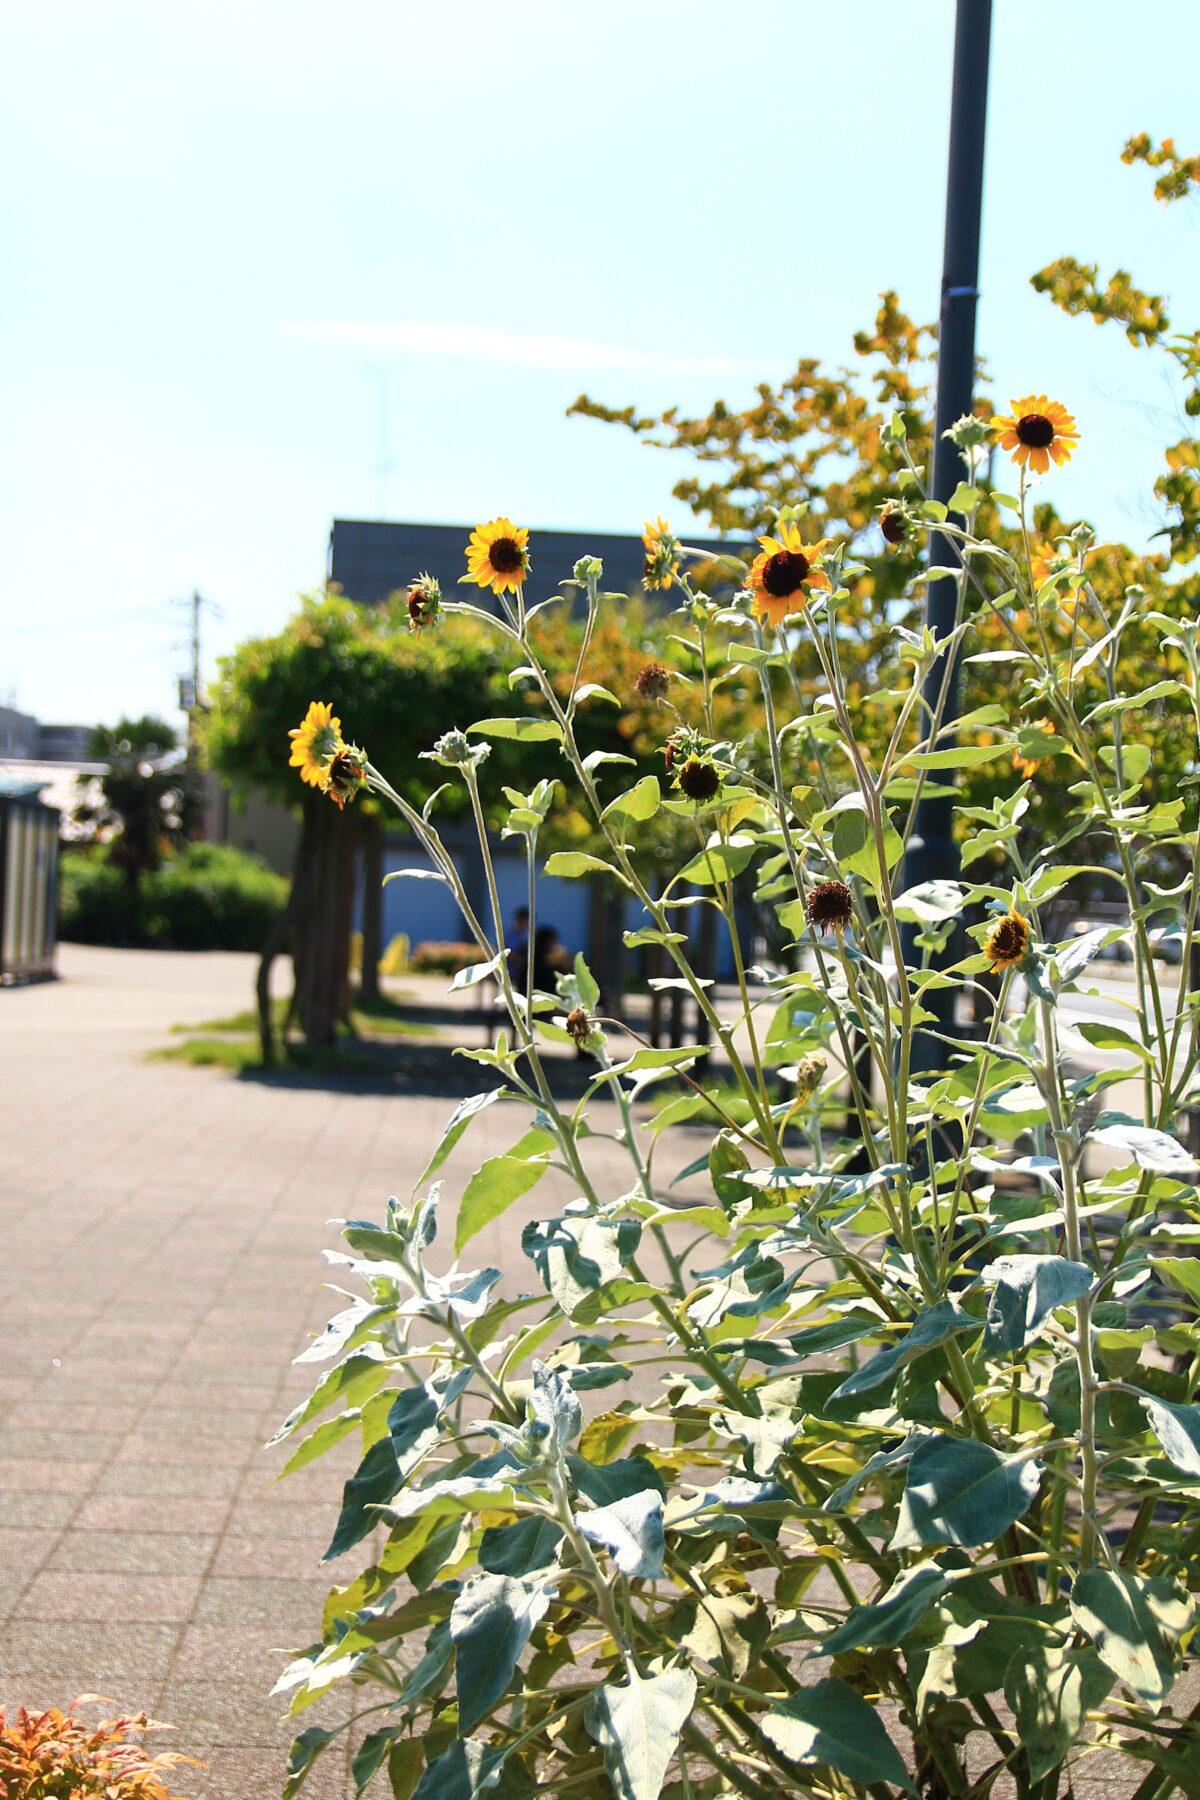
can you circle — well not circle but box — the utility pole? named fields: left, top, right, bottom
left=904, top=0, right=993, bottom=1071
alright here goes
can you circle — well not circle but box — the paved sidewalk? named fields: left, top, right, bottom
left=0, top=945, right=633, bottom=1798
left=0, top=945, right=1159, bottom=1798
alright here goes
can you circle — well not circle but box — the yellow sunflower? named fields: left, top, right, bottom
left=642, top=516, right=679, bottom=591
left=747, top=524, right=830, bottom=629
left=466, top=517, right=530, bottom=595
left=288, top=700, right=343, bottom=790
left=984, top=910, right=1031, bottom=970
left=992, top=396, right=1079, bottom=474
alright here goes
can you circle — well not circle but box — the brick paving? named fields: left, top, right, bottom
left=0, top=945, right=1169, bottom=1797
left=0, top=944, right=635, bottom=1798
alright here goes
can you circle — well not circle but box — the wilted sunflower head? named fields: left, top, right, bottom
left=406, top=573, right=442, bottom=633
left=880, top=504, right=911, bottom=546
left=984, top=910, right=1031, bottom=969
left=747, top=524, right=831, bottom=630
left=676, top=757, right=722, bottom=803
left=326, top=743, right=369, bottom=810
left=635, top=661, right=671, bottom=702
left=804, top=879, right=854, bottom=934
left=288, top=701, right=343, bottom=791
left=992, top=396, right=1079, bottom=475
left=794, top=1051, right=827, bottom=1102
left=466, top=518, right=530, bottom=595
left=642, top=517, right=680, bottom=592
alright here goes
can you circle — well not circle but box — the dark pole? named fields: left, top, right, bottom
left=904, top=0, right=993, bottom=1070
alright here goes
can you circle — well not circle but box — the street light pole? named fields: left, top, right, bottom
left=904, top=0, right=993, bottom=1067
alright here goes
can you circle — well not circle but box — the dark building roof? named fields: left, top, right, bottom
left=327, top=519, right=753, bottom=610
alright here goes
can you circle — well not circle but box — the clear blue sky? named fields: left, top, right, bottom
left=4, top=0, right=1197, bottom=731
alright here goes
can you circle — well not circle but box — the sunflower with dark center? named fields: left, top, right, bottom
left=747, top=523, right=831, bottom=629
left=466, top=518, right=530, bottom=595
left=642, top=516, right=679, bottom=591
left=288, top=701, right=343, bottom=792
left=326, top=744, right=370, bottom=810
left=804, top=879, right=854, bottom=934
left=880, top=504, right=910, bottom=546
left=984, top=910, right=1031, bottom=969
left=636, top=662, right=671, bottom=701
left=406, top=573, right=442, bottom=633
left=992, top=396, right=1079, bottom=475
left=676, top=757, right=722, bottom=802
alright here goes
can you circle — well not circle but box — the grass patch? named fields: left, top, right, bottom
left=171, top=992, right=427, bottom=1040
left=151, top=1036, right=266, bottom=1072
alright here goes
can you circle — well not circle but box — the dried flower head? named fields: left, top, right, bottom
left=564, top=1005, right=597, bottom=1049
left=804, top=879, right=854, bottom=934
left=984, top=910, right=1031, bottom=969
left=288, top=701, right=343, bottom=793
left=794, top=1051, right=827, bottom=1102
left=466, top=518, right=530, bottom=595
left=676, top=757, right=722, bottom=802
left=992, top=396, right=1079, bottom=474
left=746, top=523, right=831, bottom=629
left=326, top=743, right=369, bottom=810
left=642, top=517, right=680, bottom=592
left=406, top=573, right=442, bottom=633
left=635, top=662, right=671, bottom=701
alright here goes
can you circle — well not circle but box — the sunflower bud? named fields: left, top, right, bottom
left=636, top=662, right=671, bottom=702
left=564, top=1005, right=599, bottom=1051
left=804, top=879, right=854, bottom=934
left=573, top=556, right=604, bottom=584
left=423, top=729, right=490, bottom=770
left=944, top=412, right=992, bottom=450
left=406, top=573, right=442, bottom=634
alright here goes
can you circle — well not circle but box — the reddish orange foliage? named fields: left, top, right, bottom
left=0, top=1696, right=200, bottom=1799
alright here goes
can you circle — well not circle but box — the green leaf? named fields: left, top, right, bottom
left=760, top=1679, right=914, bottom=1792
left=412, top=1089, right=507, bottom=1194
left=829, top=1300, right=977, bottom=1400
left=982, top=1255, right=1093, bottom=1352
left=892, top=880, right=966, bottom=926
left=352, top=1728, right=412, bottom=1794
left=673, top=835, right=757, bottom=887
left=387, top=1739, right=426, bottom=1800
left=891, top=1435, right=1041, bottom=1550
left=450, top=953, right=505, bottom=992
left=1084, top=680, right=1184, bottom=723
left=576, top=1489, right=665, bottom=1579
left=673, top=1590, right=767, bottom=1680
left=267, top=1347, right=389, bottom=1446
left=456, top=1149, right=550, bottom=1254
left=1004, top=1645, right=1113, bottom=1783
left=568, top=1455, right=666, bottom=1506
left=1142, top=1395, right=1200, bottom=1476
left=544, top=850, right=627, bottom=879
left=603, top=775, right=661, bottom=825
left=478, top=1515, right=564, bottom=1577
left=283, top=1727, right=336, bottom=1800
left=818, top=1565, right=951, bottom=1655
left=1070, top=1567, right=1193, bottom=1706
left=410, top=1738, right=510, bottom=1800
left=584, top=1667, right=697, bottom=1800
left=449, top=1572, right=556, bottom=1733
left=1091, top=1122, right=1195, bottom=1174
left=522, top=1216, right=642, bottom=1318
left=1077, top=1020, right=1153, bottom=1065
left=278, top=1407, right=362, bottom=1479
left=1150, top=1256, right=1200, bottom=1303
left=574, top=682, right=621, bottom=706
left=324, top=1374, right=469, bottom=1559
left=467, top=717, right=563, bottom=743
left=904, top=742, right=1006, bottom=770
left=824, top=799, right=902, bottom=889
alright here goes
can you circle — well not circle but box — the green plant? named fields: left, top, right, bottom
left=59, top=841, right=288, bottom=951
left=274, top=431, right=1200, bottom=1800
left=0, top=1696, right=198, bottom=1798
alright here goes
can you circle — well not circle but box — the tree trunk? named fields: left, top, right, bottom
left=297, top=797, right=360, bottom=1051
left=358, top=814, right=384, bottom=1007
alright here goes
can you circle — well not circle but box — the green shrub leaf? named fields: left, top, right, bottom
left=584, top=1667, right=697, bottom=1800
left=891, top=1436, right=1042, bottom=1550
left=760, top=1678, right=914, bottom=1791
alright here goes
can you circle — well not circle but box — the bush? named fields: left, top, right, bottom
left=0, top=1697, right=198, bottom=1797
left=409, top=939, right=481, bottom=975
left=59, top=841, right=288, bottom=951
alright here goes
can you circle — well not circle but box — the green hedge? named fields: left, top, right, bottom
left=59, top=841, right=289, bottom=951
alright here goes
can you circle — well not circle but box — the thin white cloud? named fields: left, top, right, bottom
left=278, top=319, right=750, bottom=377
